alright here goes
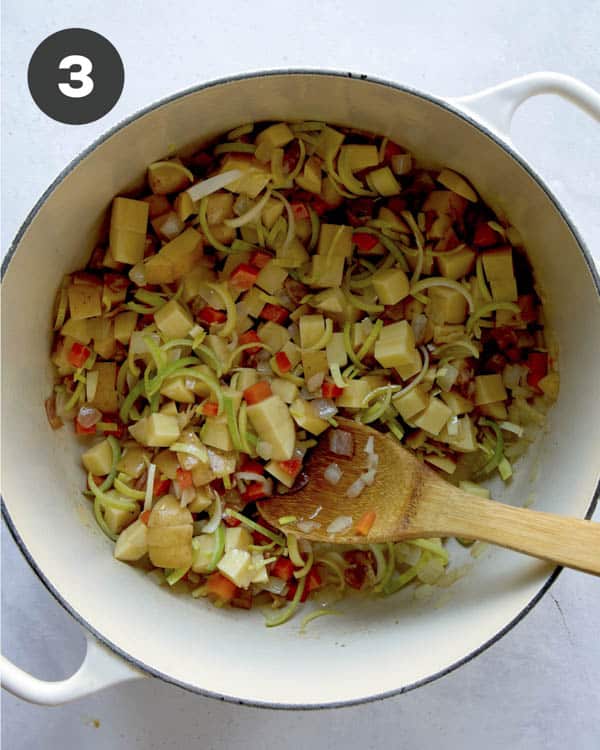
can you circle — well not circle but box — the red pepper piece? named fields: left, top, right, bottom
left=176, top=468, right=193, bottom=489
left=473, top=222, right=500, bottom=247
left=241, top=482, right=269, bottom=503
left=229, top=263, right=260, bottom=291
left=197, top=306, right=227, bottom=325
left=260, top=303, right=289, bottom=324
left=239, top=459, right=265, bottom=475
left=526, top=351, right=548, bottom=391
left=278, top=459, right=302, bottom=477
left=274, top=351, right=292, bottom=373
left=249, top=249, right=272, bottom=269
left=243, top=381, right=272, bottom=405
left=352, top=232, right=379, bottom=252
left=383, top=140, right=403, bottom=163
left=322, top=382, right=343, bottom=399
left=75, top=419, right=96, bottom=435
left=271, top=556, right=295, bottom=582
left=518, top=294, right=538, bottom=323
left=202, top=401, right=219, bottom=416
left=153, top=476, right=171, bottom=497
left=68, top=342, right=92, bottom=368
left=239, top=330, right=262, bottom=354
left=290, top=202, right=310, bottom=220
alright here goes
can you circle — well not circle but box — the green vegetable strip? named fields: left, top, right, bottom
left=355, top=319, right=383, bottom=362
left=119, top=380, right=145, bottom=423
left=224, top=509, right=286, bottom=546
left=466, top=302, right=520, bottom=334
left=308, top=206, right=320, bottom=251
left=87, top=472, right=137, bottom=511
left=223, top=396, right=243, bottom=451
left=408, top=538, right=449, bottom=563
left=265, top=576, right=306, bottom=627
left=206, top=283, right=237, bottom=338
left=170, top=441, right=209, bottom=463
left=299, top=609, right=341, bottom=632
left=343, top=288, right=384, bottom=314
left=198, top=197, right=235, bottom=254
left=165, top=566, right=191, bottom=586
left=208, top=523, right=226, bottom=571
left=383, top=564, right=421, bottom=595
left=315, top=555, right=346, bottom=591
left=343, top=321, right=363, bottom=369
left=113, top=477, right=146, bottom=500
left=475, top=418, right=504, bottom=478
left=145, top=356, right=201, bottom=397
left=94, top=498, right=117, bottom=541
left=375, top=543, right=397, bottom=593
left=99, top=436, right=121, bottom=493
left=194, top=344, right=223, bottom=378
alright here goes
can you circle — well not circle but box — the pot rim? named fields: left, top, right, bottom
left=2, top=67, right=599, bottom=710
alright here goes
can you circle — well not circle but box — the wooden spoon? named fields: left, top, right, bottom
left=258, top=418, right=600, bottom=575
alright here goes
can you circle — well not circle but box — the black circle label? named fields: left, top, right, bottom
left=28, top=28, right=124, bottom=125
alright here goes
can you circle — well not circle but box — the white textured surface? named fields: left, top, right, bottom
left=1, top=0, right=599, bottom=747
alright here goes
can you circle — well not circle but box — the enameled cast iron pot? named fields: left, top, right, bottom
left=2, top=71, right=599, bottom=708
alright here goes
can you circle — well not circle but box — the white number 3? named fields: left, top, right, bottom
left=58, top=55, right=94, bottom=98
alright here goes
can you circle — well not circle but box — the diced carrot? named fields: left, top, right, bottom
left=230, top=263, right=260, bottom=291
left=352, top=232, right=379, bottom=252
left=75, top=419, right=96, bottom=435
left=205, top=572, right=238, bottom=603
left=239, top=459, right=264, bottom=475
left=202, top=401, right=219, bottom=416
left=239, top=330, right=262, bottom=354
left=286, top=566, right=321, bottom=601
left=384, top=141, right=403, bottom=162
left=260, top=303, right=289, bottom=324
left=140, top=510, right=152, bottom=526
left=249, top=249, right=272, bottom=269
left=176, top=468, right=193, bottom=489
left=271, top=556, right=295, bottom=582
left=91, top=475, right=104, bottom=486
left=278, top=459, right=301, bottom=477
left=68, top=342, right=91, bottom=368
left=518, top=294, right=538, bottom=323
left=243, top=380, right=272, bottom=405
left=526, top=351, right=548, bottom=391
left=241, top=482, right=269, bottom=503
left=355, top=510, right=376, bottom=536
left=291, top=202, right=310, bottom=220
left=275, top=351, right=292, bottom=373
left=153, top=476, right=171, bottom=497
left=473, top=222, right=500, bottom=247
left=197, top=306, right=227, bottom=325
left=322, top=382, right=343, bottom=399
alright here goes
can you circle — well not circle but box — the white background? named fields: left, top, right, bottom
left=1, top=1, right=599, bottom=747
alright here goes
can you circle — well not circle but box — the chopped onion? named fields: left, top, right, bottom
left=85, top=370, right=99, bottom=403
left=447, top=415, right=460, bottom=436
left=180, top=486, right=196, bottom=507
left=202, top=491, right=222, bottom=533
left=324, top=462, right=343, bottom=485
left=391, top=153, right=412, bottom=175
left=262, top=577, right=289, bottom=595
left=257, top=440, right=273, bottom=460
left=235, top=471, right=267, bottom=484
left=77, top=405, right=102, bottom=429
left=364, top=436, right=375, bottom=456
left=179, top=453, right=199, bottom=470
left=327, top=515, right=353, bottom=534
left=362, top=468, right=376, bottom=487
left=129, top=263, right=146, bottom=287
left=172, top=479, right=182, bottom=499
left=144, top=463, right=156, bottom=511
left=436, top=364, right=459, bottom=392
left=296, top=520, right=321, bottom=533
left=328, top=429, right=354, bottom=457
left=306, top=372, right=325, bottom=393
left=503, top=363, right=528, bottom=390
left=311, top=398, right=337, bottom=420
left=411, top=313, right=428, bottom=344
left=225, top=189, right=272, bottom=228
left=346, top=477, right=366, bottom=498
left=159, top=213, right=184, bottom=240
left=185, top=169, right=242, bottom=202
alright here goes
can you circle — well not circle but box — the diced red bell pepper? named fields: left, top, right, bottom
left=140, top=510, right=152, bottom=526
left=100, top=415, right=125, bottom=439
left=75, top=419, right=96, bottom=435
left=252, top=530, right=272, bottom=545
left=197, top=306, right=227, bottom=325
left=241, top=482, right=269, bottom=503
left=291, top=202, right=310, bottom=220
left=286, top=566, right=322, bottom=602
left=518, top=294, right=538, bottom=323
left=278, top=459, right=302, bottom=478
left=206, top=572, right=238, bottom=603
left=310, top=197, right=330, bottom=216
left=230, top=263, right=260, bottom=291
left=243, top=380, right=272, bottom=405
left=239, top=330, right=262, bottom=354
left=260, top=303, right=289, bottom=325
left=386, top=196, right=407, bottom=214
left=352, top=232, right=379, bottom=252
left=271, top=556, right=295, bottom=582
left=322, top=382, right=343, bottom=399
left=239, top=459, right=264, bottom=475
left=473, top=222, right=500, bottom=247
left=274, top=351, right=292, bottom=373
left=223, top=514, right=242, bottom=527
left=153, top=476, right=171, bottom=497
left=383, top=140, right=403, bottom=163
left=249, top=249, right=272, bottom=269
left=68, top=342, right=92, bottom=369
left=490, top=326, right=519, bottom=352
left=526, top=351, right=548, bottom=391
left=176, top=468, right=193, bottom=489
left=202, top=401, right=219, bottom=416
left=91, top=475, right=104, bottom=486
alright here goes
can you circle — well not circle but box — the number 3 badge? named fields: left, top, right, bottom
left=28, top=28, right=124, bottom=124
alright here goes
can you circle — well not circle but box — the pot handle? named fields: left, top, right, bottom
left=450, top=72, right=600, bottom=140
left=1, top=633, right=144, bottom=705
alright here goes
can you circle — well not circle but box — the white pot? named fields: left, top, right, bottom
left=2, top=71, right=599, bottom=708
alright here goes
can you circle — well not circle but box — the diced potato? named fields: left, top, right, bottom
left=295, top=156, right=322, bottom=194
left=326, top=332, right=347, bottom=367
left=320, top=176, right=343, bottom=208
left=289, top=398, right=329, bottom=435
left=302, top=349, right=329, bottom=383
left=174, top=191, right=195, bottom=222
left=317, top=224, right=353, bottom=259
left=479, top=401, right=508, bottom=420
left=129, top=413, right=180, bottom=447
left=105, top=505, right=139, bottom=535
left=201, top=415, right=234, bottom=452
left=482, top=247, right=517, bottom=302
left=439, top=415, right=477, bottom=452
left=425, top=455, right=457, bottom=475
left=275, top=237, right=310, bottom=268
left=538, top=372, right=559, bottom=400
left=159, top=227, right=203, bottom=278
left=160, top=376, right=195, bottom=403
left=217, top=549, right=253, bottom=588
left=300, top=314, right=325, bottom=349
left=265, top=460, right=297, bottom=488
left=154, top=449, right=180, bottom=480
left=148, top=160, right=192, bottom=195
left=414, top=397, right=452, bottom=436
left=247, top=394, right=295, bottom=460
left=206, top=192, right=234, bottom=225
left=281, top=340, right=302, bottom=368
left=393, top=386, right=429, bottom=421
left=225, top=526, right=252, bottom=553
left=256, top=123, right=294, bottom=150
left=427, top=287, right=468, bottom=325
left=256, top=261, right=288, bottom=295
left=116, top=447, right=148, bottom=479
left=61, top=317, right=91, bottom=344
left=82, top=439, right=113, bottom=476
left=336, top=378, right=370, bottom=409
left=191, top=533, right=217, bottom=573
left=109, top=197, right=149, bottom=265
left=185, top=364, right=216, bottom=397
left=258, top=321, right=289, bottom=352
left=220, top=154, right=271, bottom=198
left=440, top=390, right=474, bottom=415
left=437, top=169, right=478, bottom=202
left=405, top=429, right=427, bottom=450
left=205, top=334, right=229, bottom=365
left=236, top=368, right=259, bottom=392
left=339, top=144, right=379, bottom=172
left=271, top=378, right=298, bottom=404
left=114, top=519, right=148, bottom=561
left=147, top=495, right=193, bottom=569
left=221, top=251, right=251, bottom=281
left=68, top=283, right=102, bottom=320
left=474, top=374, right=507, bottom=406
left=378, top=206, right=409, bottom=233
left=90, top=318, right=115, bottom=359
left=261, top=197, right=284, bottom=229
left=422, top=190, right=468, bottom=220
left=187, top=487, right=213, bottom=513
left=90, top=362, right=118, bottom=413
left=395, top=348, right=422, bottom=380
left=114, top=312, right=137, bottom=344
left=239, top=287, right=266, bottom=318
left=160, top=401, right=178, bottom=416
left=142, top=254, right=177, bottom=285
left=314, top=126, right=345, bottom=162
left=311, top=288, right=346, bottom=314
left=374, top=320, right=416, bottom=368
left=191, top=459, right=216, bottom=487
left=437, top=247, right=476, bottom=280
left=310, top=254, right=345, bottom=288
left=366, top=166, right=400, bottom=196
left=154, top=299, right=194, bottom=340
left=371, top=267, right=410, bottom=305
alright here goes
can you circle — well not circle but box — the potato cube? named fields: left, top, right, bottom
left=317, top=224, right=353, bottom=258
left=289, top=398, right=329, bottom=435
left=424, top=455, right=457, bottom=475
left=256, top=123, right=294, bottom=149
left=271, top=378, right=298, bottom=404
left=236, top=368, right=259, bottom=392
left=436, top=169, right=478, bottom=202
left=191, top=459, right=216, bottom=487
left=258, top=321, right=289, bottom=352
left=220, top=155, right=270, bottom=199
left=339, top=144, right=379, bottom=172
left=174, top=192, right=195, bottom=222
left=154, top=299, right=194, bottom=340
left=188, top=488, right=215, bottom=514
left=538, top=372, right=559, bottom=400
left=90, top=362, right=118, bottom=413
left=295, top=156, right=322, bottom=195
left=261, top=197, right=284, bottom=229
left=239, top=287, right=266, bottom=318
left=427, top=287, right=468, bottom=324
left=129, top=413, right=180, bottom=447
left=326, top=332, right=347, bottom=367
left=114, top=312, right=137, bottom=344
left=320, top=175, right=343, bottom=208
left=147, top=526, right=193, bottom=569
left=300, top=314, right=325, bottom=350
left=247, top=395, right=295, bottom=460
left=201, top=415, right=234, bottom=452
left=439, top=415, right=477, bottom=452
left=154, top=449, right=180, bottom=480
left=302, top=349, right=329, bottom=383
left=160, top=401, right=178, bottom=417
left=437, top=247, right=476, bottom=280
left=474, top=374, right=507, bottom=406
left=217, top=549, right=252, bottom=588
left=265, top=460, right=297, bottom=488
left=82, top=439, right=113, bottom=476
left=281, top=340, right=302, bottom=368
left=105, top=505, right=139, bottom=535
left=372, top=267, right=410, bottom=305
left=311, top=255, right=345, bottom=288
left=374, top=321, right=416, bottom=368
left=147, top=160, right=192, bottom=195
left=160, top=228, right=203, bottom=278
left=225, top=526, right=252, bottom=553
left=422, top=190, right=468, bottom=220
left=142, top=254, right=177, bottom=285
left=68, top=283, right=102, bottom=320
left=275, top=237, right=309, bottom=268
left=482, top=247, right=517, bottom=302
left=440, top=390, right=474, bottom=415
left=160, top=376, right=195, bottom=403
left=256, top=261, right=288, bottom=295
left=60, top=317, right=91, bottom=344
left=314, top=126, right=345, bottom=161
left=109, top=197, right=149, bottom=265
left=206, top=192, right=234, bottom=225
left=114, top=520, right=148, bottom=561
left=336, top=378, right=370, bottom=409
left=192, top=533, right=217, bottom=573
left=393, top=386, right=429, bottom=421
left=116, top=447, right=148, bottom=479
left=366, top=166, right=400, bottom=196
left=413, top=397, right=452, bottom=436
left=395, top=348, right=422, bottom=380
left=479, top=401, right=508, bottom=420
left=311, top=288, right=346, bottom=314
left=378, top=206, right=409, bottom=233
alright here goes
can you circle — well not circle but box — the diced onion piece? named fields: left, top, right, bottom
left=362, top=468, right=377, bottom=487
left=77, top=405, right=102, bottom=429
left=306, top=372, right=325, bottom=393
left=144, top=463, right=156, bottom=511
left=181, top=486, right=196, bottom=507
left=225, top=189, right=272, bottom=228
left=235, top=471, right=267, bottom=484
left=346, top=477, right=365, bottom=498
left=364, top=436, right=375, bottom=456
left=85, top=370, right=99, bottom=402
left=202, top=491, right=222, bottom=533
left=311, top=398, right=338, bottom=420
left=262, top=577, right=289, bottom=595
left=327, top=515, right=353, bottom=534
left=324, top=463, right=343, bottom=485
left=257, top=440, right=273, bottom=460
left=185, top=170, right=242, bottom=202
left=411, top=313, right=428, bottom=344
left=436, top=364, right=459, bottom=392
left=129, top=263, right=146, bottom=287
left=296, top=520, right=321, bottom=533
left=391, top=153, right=412, bottom=175
left=328, top=429, right=354, bottom=457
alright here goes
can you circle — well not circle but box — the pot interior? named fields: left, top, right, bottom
left=2, top=72, right=599, bottom=707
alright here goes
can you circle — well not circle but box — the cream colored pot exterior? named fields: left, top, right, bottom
left=2, top=72, right=599, bottom=708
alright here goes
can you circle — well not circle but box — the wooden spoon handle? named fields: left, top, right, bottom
left=438, top=496, right=600, bottom=575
